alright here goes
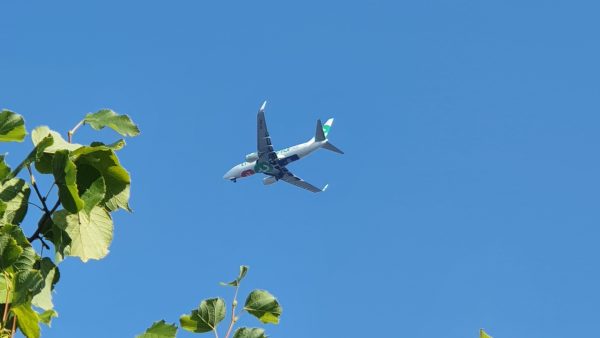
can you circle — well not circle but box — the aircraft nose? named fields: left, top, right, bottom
left=223, top=168, right=234, bottom=180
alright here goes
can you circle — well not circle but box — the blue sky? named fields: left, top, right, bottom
left=1, top=1, right=600, bottom=337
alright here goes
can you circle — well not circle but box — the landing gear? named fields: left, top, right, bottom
left=230, top=178, right=237, bottom=183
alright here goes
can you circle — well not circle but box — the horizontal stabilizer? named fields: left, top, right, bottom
left=322, top=142, right=344, bottom=154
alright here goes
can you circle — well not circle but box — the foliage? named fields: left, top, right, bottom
left=137, top=266, right=282, bottom=338
left=0, top=109, right=138, bottom=337
left=1, top=110, right=284, bottom=338
left=136, top=320, right=178, bottom=338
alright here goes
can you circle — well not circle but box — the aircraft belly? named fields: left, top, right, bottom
left=291, top=145, right=316, bottom=159
left=277, top=144, right=312, bottom=160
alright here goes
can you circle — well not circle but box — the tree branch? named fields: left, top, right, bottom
left=25, top=165, right=59, bottom=247
left=224, top=286, right=240, bottom=338
left=27, top=120, right=81, bottom=246
left=26, top=166, right=49, bottom=213
left=27, top=201, right=59, bottom=246
left=10, top=314, right=16, bottom=338
left=2, top=273, right=10, bottom=327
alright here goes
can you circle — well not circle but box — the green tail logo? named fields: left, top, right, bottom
left=322, top=125, right=331, bottom=138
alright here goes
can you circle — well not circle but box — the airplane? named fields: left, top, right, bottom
left=223, top=101, right=343, bottom=193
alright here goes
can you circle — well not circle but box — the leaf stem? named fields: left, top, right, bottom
left=27, top=202, right=44, bottom=211
left=1, top=273, right=10, bottom=328
left=224, top=285, right=240, bottom=338
left=10, top=314, right=16, bottom=337
left=44, top=183, right=56, bottom=201
left=68, top=119, right=84, bottom=143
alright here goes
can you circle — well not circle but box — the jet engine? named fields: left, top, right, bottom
left=263, top=176, right=277, bottom=185
left=245, top=152, right=259, bottom=162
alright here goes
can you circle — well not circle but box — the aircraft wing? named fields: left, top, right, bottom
left=279, top=169, right=328, bottom=193
left=257, top=101, right=276, bottom=161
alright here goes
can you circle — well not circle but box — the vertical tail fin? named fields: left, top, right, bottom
left=315, top=117, right=343, bottom=153
left=315, top=118, right=335, bottom=142
left=315, top=118, right=344, bottom=154
left=315, top=119, right=326, bottom=142
left=322, top=118, right=334, bottom=138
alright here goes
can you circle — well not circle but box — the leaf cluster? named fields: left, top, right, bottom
left=137, top=266, right=282, bottom=338
left=0, top=109, right=139, bottom=337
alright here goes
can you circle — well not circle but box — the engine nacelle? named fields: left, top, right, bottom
left=263, top=176, right=277, bottom=185
left=245, top=152, right=259, bottom=162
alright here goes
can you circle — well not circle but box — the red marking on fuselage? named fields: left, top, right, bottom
left=241, top=169, right=255, bottom=177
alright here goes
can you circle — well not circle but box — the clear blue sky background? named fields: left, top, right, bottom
left=1, top=1, right=599, bottom=337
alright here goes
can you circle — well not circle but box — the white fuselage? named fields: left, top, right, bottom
left=223, top=139, right=324, bottom=181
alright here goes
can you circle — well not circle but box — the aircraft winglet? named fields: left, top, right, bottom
left=322, top=184, right=329, bottom=192
left=260, top=100, right=267, bottom=112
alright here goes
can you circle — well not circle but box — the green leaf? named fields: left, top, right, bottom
left=0, top=273, right=11, bottom=304
left=84, top=109, right=140, bottom=137
left=43, top=223, right=71, bottom=264
left=13, top=246, right=37, bottom=272
left=39, top=215, right=71, bottom=264
left=136, top=320, right=178, bottom=338
left=11, top=303, right=40, bottom=338
left=0, top=154, right=10, bottom=181
left=38, top=309, right=58, bottom=327
left=221, top=265, right=249, bottom=287
left=0, top=224, right=30, bottom=242
left=52, top=206, right=113, bottom=262
left=31, top=126, right=81, bottom=152
left=233, top=328, right=268, bottom=338
left=90, top=139, right=126, bottom=151
left=1, top=223, right=30, bottom=246
left=77, top=166, right=106, bottom=215
left=0, top=110, right=26, bottom=142
left=31, top=126, right=81, bottom=174
left=244, top=290, right=282, bottom=324
left=32, top=258, right=59, bottom=311
left=52, top=150, right=84, bottom=213
left=180, top=298, right=226, bottom=333
left=8, top=134, right=54, bottom=179
left=0, top=235, right=23, bottom=269
left=0, top=224, right=37, bottom=271
left=0, top=178, right=30, bottom=225
left=72, top=147, right=131, bottom=212
left=13, top=270, right=44, bottom=306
